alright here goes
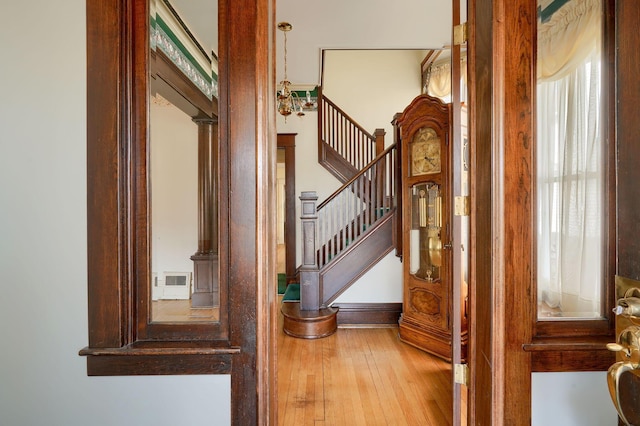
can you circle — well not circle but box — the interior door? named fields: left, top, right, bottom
left=451, top=0, right=468, bottom=423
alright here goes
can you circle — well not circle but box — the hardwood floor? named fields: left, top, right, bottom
left=151, top=300, right=218, bottom=322
left=277, top=302, right=461, bottom=425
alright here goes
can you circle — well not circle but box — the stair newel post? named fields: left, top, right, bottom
left=374, top=128, right=386, bottom=156
left=299, top=191, right=320, bottom=310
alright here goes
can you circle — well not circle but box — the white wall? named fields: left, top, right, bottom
left=150, top=100, right=198, bottom=298
left=532, top=372, right=617, bottom=425
left=0, top=2, right=230, bottom=425
left=323, top=49, right=426, bottom=143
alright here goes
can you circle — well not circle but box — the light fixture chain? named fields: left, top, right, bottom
left=283, top=30, right=288, bottom=80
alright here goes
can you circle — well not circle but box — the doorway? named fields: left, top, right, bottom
left=277, top=133, right=297, bottom=287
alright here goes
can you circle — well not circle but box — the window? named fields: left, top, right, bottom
left=529, top=0, right=615, bottom=370
left=536, top=35, right=603, bottom=319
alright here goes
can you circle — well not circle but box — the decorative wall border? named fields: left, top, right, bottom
left=151, top=2, right=219, bottom=99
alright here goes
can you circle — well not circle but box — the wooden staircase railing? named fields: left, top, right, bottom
left=299, top=143, right=398, bottom=310
left=318, top=86, right=386, bottom=182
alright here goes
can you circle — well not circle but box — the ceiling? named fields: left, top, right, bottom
left=168, top=0, right=453, bottom=86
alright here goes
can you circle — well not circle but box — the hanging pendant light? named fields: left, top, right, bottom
left=277, top=22, right=304, bottom=120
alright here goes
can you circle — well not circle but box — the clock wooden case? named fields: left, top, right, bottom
left=394, top=94, right=466, bottom=361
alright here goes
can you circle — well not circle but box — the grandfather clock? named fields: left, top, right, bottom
left=395, top=94, right=465, bottom=361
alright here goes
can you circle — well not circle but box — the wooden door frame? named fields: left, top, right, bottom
left=219, top=0, right=277, bottom=422
left=468, top=0, right=536, bottom=423
left=451, top=0, right=464, bottom=424
left=277, top=133, right=297, bottom=284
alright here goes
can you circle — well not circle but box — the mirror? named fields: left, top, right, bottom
left=149, top=0, right=219, bottom=323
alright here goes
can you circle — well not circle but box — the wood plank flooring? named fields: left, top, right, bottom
left=278, top=304, right=462, bottom=425
left=151, top=300, right=218, bottom=322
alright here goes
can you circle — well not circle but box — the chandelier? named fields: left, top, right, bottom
left=277, top=22, right=311, bottom=120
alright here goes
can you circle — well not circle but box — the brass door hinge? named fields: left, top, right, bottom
left=454, top=363, right=469, bottom=386
left=453, top=22, right=468, bottom=46
left=455, top=196, right=470, bottom=216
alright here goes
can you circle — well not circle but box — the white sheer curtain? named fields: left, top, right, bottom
left=537, top=0, right=602, bottom=318
left=426, top=56, right=467, bottom=102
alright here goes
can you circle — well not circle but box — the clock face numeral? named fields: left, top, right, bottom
left=411, top=127, right=441, bottom=176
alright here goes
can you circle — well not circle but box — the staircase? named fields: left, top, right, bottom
left=282, top=88, right=399, bottom=338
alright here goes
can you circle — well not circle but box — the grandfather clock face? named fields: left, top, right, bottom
left=411, top=127, right=441, bottom=176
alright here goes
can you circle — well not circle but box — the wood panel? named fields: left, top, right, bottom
left=617, top=0, right=640, bottom=279
left=86, top=0, right=126, bottom=350
left=469, top=0, right=536, bottom=423
left=500, top=0, right=536, bottom=421
left=468, top=0, right=495, bottom=423
left=333, top=303, right=402, bottom=325
left=219, top=0, right=277, bottom=423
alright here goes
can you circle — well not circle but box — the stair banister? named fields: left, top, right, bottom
left=299, top=143, right=398, bottom=311
left=317, top=143, right=396, bottom=211
left=317, top=86, right=386, bottom=181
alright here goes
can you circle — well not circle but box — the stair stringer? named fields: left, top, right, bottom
left=318, top=211, right=395, bottom=308
left=318, top=141, right=359, bottom=184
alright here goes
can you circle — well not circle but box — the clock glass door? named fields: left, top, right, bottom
left=409, top=182, right=443, bottom=283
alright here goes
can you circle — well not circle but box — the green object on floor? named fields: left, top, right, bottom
left=282, top=283, right=300, bottom=302
left=278, top=273, right=287, bottom=295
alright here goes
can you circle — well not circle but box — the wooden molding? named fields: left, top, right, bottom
left=277, top=133, right=297, bottom=284
left=333, top=303, right=402, bottom=326
left=150, top=48, right=217, bottom=118
left=525, top=336, right=616, bottom=372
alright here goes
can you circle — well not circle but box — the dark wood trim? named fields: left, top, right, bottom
left=220, top=0, right=277, bottom=423
left=84, top=0, right=276, bottom=423
left=532, top=0, right=617, bottom=351
left=469, top=0, right=536, bottom=423
left=277, top=133, right=297, bottom=284
left=150, top=48, right=217, bottom=118
left=468, top=0, right=494, bottom=422
left=450, top=0, right=464, bottom=423
left=84, top=0, right=228, bottom=343
left=616, top=0, right=640, bottom=281
left=525, top=336, right=616, bottom=372
left=86, top=354, right=233, bottom=376
left=86, top=0, right=127, bottom=350
left=470, top=0, right=621, bottom=420
left=498, top=0, right=536, bottom=423
left=392, top=113, right=403, bottom=260
left=333, top=303, right=402, bottom=325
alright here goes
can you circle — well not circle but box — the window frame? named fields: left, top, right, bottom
left=524, top=0, right=616, bottom=372
left=80, top=2, right=277, bottom=423
left=81, top=0, right=232, bottom=374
